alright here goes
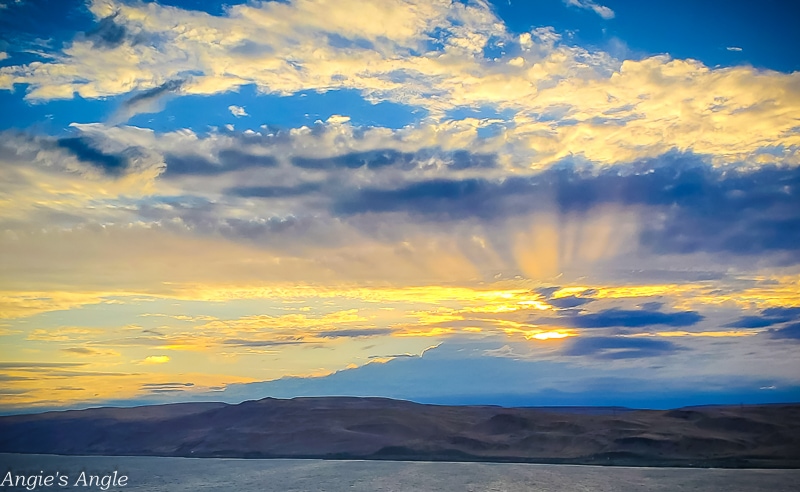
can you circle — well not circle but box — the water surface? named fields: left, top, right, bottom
left=2, top=454, right=799, bottom=491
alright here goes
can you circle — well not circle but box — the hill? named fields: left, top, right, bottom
left=1, top=397, right=798, bottom=468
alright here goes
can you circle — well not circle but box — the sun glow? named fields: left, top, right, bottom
left=529, top=330, right=574, bottom=341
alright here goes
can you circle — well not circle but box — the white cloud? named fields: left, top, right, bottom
left=727, top=46, right=743, bottom=52
left=563, top=0, right=615, bottom=20
left=326, top=114, right=351, bottom=124
left=0, top=0, right=797, bottom=170
left=228, top=105, right=248, bottom=117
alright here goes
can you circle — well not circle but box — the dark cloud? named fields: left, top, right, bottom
left=534, top=287, right=561, bottom=298
left=762, top=307, right=800, bottom=318
left=368, top=353, right=416, bottom=359
left=447, top=150, right=497, bottom=170
left=316, top=328, right=394, bottom=338
left=122, top=79, right=184, bottom=109
left=548, top=296, right=595, bottom=309
left=291, top=148, right=495, bottom=171
left=222, top=339, right=307, bottom=347
left=219, top=216, right=303, bottom=240
left=563, top=336, right=683, bottom=359
left=163, top=150, right=277, bottom=176
left=639, top=302, right=665, bottom=311
left=56, top=137, right=128, bottom=175
left=218, top=149, right=278, bottom=168
left=141, top=382, right=194, bottom=388
left=334, top=178, right=505, bottom=218
left=533, top=307, right=703, bottom=329
left=726, top=306, right=800, bottom=328
left=329, top=155, right=800, bottom=262
left=292, top=149, right=415, bottom=170
left=227, top=183, right=321, bottom=198
left=768, top=322, right=800, bottom=340
left=141, top=382, right=194, bottom=393
left=61, top=347, right=97, bottom=355
left=85, top=13, right=127, bottom=49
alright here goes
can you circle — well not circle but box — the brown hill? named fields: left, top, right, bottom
left=1, top=397, right=798, bottom=468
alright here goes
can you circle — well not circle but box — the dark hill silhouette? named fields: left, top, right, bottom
left=1, top=397, right=798, bottom=468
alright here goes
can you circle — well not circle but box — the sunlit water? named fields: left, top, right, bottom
left=2, top=454, right=799, bottom=491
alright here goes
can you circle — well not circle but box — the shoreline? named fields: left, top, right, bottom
left=3, top=452, right=797, bottom=470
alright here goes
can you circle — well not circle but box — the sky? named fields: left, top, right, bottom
left=0, top=0, right=799, bottom=413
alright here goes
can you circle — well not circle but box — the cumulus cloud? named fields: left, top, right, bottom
left=228, top=105, right=248, bottom=117
left=0, top=0, right=797, bottom=168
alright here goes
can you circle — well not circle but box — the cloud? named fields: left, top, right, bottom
left=768, top=322, right=800, bottom=340
left=228, top=105, right=248, bottom=117
left=227, top=183, right=322, bottom=198
left=563, top=0, right=615, bottom=19
left=1, top=0, right=797, bottom=169
left=292, top=149, right=417, bottom=170
left=56, top=136, right=128, bottom=176
left=84, top=12, right=128, bottom=49
left=316, top=328, right=395, bottom=339
left=727, top=46, right=743, bottom=52
left=568, top=308, right=704, bottom=329
left=176, top=338, right=800, bottom=409
left=222, top=339, right=307, bottom=348
left=163, top=150, right=277, bottom=176
left=61, top=347, right=119, bottom=357
left=0, top=362, right=87, bottom=369
left=546, top=295, right=595, bottom=309
left=27, top=327, right=104, bottom=342
left=563, top=336, right=683, bottom=359
left=725, top=307, right=800, bottom=328
left=141, top=355, right=170, bottom=364
left=113, top=79, right=185, bottom=122
left=141, top=382, right=195, bottom=393
left=530, top=306, right=704, bottom=330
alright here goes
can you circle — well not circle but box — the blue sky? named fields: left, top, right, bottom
left=0, top=0, right=798, bottom=412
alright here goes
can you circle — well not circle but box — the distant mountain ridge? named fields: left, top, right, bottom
left=1, top=397, right=798, bottom=468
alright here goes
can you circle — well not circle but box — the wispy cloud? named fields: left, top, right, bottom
left=563, top=0, right=615, bottom=19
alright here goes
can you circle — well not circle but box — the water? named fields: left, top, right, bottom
left=2, top=454, right=799, bottom=491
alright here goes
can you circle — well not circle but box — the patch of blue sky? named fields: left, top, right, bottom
left=127, top=85, right=426, bottom=134
left=139, top=0, right=250, bottom=16
left=481, top=35, right=508, bottom=60
left=326, top=33, right=375, bottom=51
left=0, top=0, right=94, bottom=55
left=489, top=0, right=799, bottom=72
left=476, top=123, right=506, bottom=139
left=444, top=105, right=516, bottom=139
left=0, top=85, right=117, bottom=133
